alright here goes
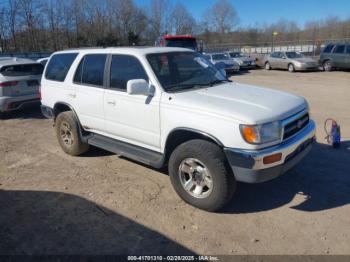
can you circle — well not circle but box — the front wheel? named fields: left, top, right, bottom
left=168, top=139, right=236, bottom=212
left=323, top=61, right=333, bottom=72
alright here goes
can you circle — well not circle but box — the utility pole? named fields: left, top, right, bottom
left=272, top=31, right=278, bottom=52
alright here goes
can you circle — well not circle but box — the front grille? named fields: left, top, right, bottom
left=284, top=137, right=313, bottom=163
left=283, top=113, right=309, bottom=140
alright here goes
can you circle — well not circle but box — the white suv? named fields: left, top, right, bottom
left=40, top=47, right=316, bottom=211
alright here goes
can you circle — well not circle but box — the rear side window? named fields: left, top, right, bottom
left=110, top=55, right=148, bottom=91
left=74, top=54, right=107, bottom=86
left=334, top=45, right=345, bottom=54
left=323, top=44, right=334, bottom=53
left=346, top=46, right=350, bottom=54
left=0, top=63, right=43, bottom=76
left=45, top=53, right=78, bottom=82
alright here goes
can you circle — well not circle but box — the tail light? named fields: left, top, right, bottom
left=0, top=81, right=18, bottom=87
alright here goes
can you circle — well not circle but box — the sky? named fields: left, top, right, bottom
left=135, top=0, right=350, bottom=28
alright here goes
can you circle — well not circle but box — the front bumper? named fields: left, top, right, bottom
left=239, top=63, right=257, bottom=69
left=224, top=120, right=316, bottom=183
left=225, top=65, right=240, bottom=72
left=0, top=95, right=40, bottom=112
left=294, top=64, right=319, bottom=71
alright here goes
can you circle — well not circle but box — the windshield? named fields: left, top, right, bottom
left=0, top=63, right=43, bottom=76
left=165, top=39, right=197, bottom=50
left=229, top=52, right=243, bottom=58
left=147, top=52, right=227, bottom=92
left=285, top=52, right=304, bottom=59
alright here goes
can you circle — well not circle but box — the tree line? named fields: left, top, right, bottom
left=0, top=0, right=349, bottom=52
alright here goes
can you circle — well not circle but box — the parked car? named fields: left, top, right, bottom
left=319, top=43, right=350, bottom=71
left=264, top=51, right=319, bottom=72
left=37, top=57, right=49, bottom=67
left=40, top=47, right=315, bottom=212
left=0, top=57, right=43, bottom=117
left=225, top=51, right=256, bottom=69
left=203, top=53, right=240, bottom=73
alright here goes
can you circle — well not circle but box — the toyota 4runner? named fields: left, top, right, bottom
left=40, top=47, right=316, bottom=212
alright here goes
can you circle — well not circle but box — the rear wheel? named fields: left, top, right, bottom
left=55, top=111, right=89, bottom=156
left=323, top=60, right=333, bottom=72
left=168, top=139, right=236, bottom=212
left=288, top=63, right=295, bottom=73
left=265, top=62, right=271, bottom=70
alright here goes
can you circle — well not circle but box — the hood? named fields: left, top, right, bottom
left=168, top=82, right=307, bottom=124
left=213, top=59, right=234, bottom=65
left=234, top=56, right=255, bottom=63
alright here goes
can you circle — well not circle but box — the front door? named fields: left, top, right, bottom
left=104, top=54, right=161, bottom=152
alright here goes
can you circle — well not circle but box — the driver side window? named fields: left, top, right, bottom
left=109, top=55, right=148, bottom=91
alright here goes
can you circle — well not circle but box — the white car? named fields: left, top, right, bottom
left=40, top=47, right=316, bottom=211
left=0, top=57, right=43, bottom=117
left=37, top=57, right=49, bottom=67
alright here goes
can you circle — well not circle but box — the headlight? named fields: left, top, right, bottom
left=240, top=121, right=281, bottom=144
left=294, top=61, right=305, bottom=67
left=237, top=60, right=243, bottom=65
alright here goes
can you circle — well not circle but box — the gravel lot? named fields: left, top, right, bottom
left=0, top=70, right=349, bottom=255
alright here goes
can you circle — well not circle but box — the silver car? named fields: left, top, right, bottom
left=264, top=51, right=318, bottom=72
left=204, top=53, right=240, bottom=73
left=226, top=51, right=256, bottom=69
left=0, top=57, right=43, bottom=117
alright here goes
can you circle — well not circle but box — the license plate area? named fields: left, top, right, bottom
left=27, top=80, right=39, bottom=87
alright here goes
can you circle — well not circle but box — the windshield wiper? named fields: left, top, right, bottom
left=207, top=79, right=231, bottom=86
left=166, top=83, right=205, bottom=92
left=166, top=79, right=231, bottom=92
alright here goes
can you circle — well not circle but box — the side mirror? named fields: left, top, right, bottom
left=127, top=79, right=153, bottom=96
left=214, top=62, right=227, bottom=77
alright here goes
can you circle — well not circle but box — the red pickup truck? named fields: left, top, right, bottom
left=155, top=35, right=198, bottom=51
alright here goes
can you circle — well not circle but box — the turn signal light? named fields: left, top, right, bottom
left=263, top=153, right=282, bottom=165
left=241, top=126, right=258, bottom=143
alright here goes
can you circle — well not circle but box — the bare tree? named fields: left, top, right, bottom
left=148, top=0, right=171, bottom=40
left=7, top=0, right=19, bottom=50
left=203, top=0, right=239, bottom=34
left=169, top=3, right=196, bottom=35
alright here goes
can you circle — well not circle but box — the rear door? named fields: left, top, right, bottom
left=345, top=45, right=350, bottom=69
left=332, top=44, right=346, bottom=68
left=269, top=52, right=280, bottom=68
left=0, top=63, right=43, bottom=97
left=72, top=54, right=107, bottom=132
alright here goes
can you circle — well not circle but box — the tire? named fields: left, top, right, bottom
left=323, top=60, right=333, bottom=72
left=288, top=63, right=295, bottom=73
left=168, top=139, right=236, bottom=212
left=55, top=111, right=89, bottom=156
left=265, top=62, right=271, bottom=70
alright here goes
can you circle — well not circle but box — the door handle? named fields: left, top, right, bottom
left=107, top=101, right=116, bottom=106
left=68, top=93, right=76, bottom=98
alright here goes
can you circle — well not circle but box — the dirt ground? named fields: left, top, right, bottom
left=0, top=69, right=349, bottom=255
